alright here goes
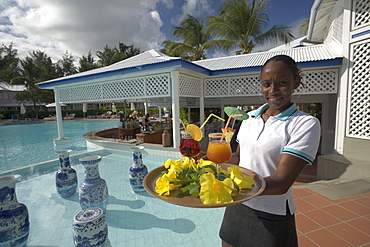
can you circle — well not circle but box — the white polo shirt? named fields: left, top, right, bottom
left=237, top=103, right=321, bottom=215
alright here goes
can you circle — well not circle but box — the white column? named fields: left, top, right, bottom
left=221, top=97, right=225, bottom=128
left=187, top=107, right=191, bottom=123
left=158, top=106, right=162, bottom=122
left=171, top=71, right=180, bottom=148
left=53, top=88, right=70, bottom=149
left=55, top=88, right=64, bottom=139
left=144, top=102, right=148, bottom=115
left=200, top=79, right=205, bottom=134
left=334, top=3, right=352, bottom=155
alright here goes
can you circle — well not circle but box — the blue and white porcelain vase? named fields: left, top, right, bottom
left=129, top=146, right=148, bottom=193
left=0, top=175, right=29, bottom=247
left=79, top=156, right=109, bottom=212
left=72, top=207, right=111, bottom=247
left=55, top=150, right=78, bottom=198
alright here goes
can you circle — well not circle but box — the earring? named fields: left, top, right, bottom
left=259, top=94, right=264, bottom=101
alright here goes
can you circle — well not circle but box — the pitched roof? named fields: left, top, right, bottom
left=193, top=44, right=340, bottom=71
left=37, top=49, right=181, bottom=86
left=0, top=82, right=26, bottom=91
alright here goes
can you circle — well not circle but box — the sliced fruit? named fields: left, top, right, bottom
left=221, top=127, right=235, bottom=143
left=186, top=124, right=203, bottom=141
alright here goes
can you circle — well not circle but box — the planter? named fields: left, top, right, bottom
left=55, top=150, right=78, bottom=198
left=72, top=207, right=110, bottom=247
left=79, top=156, right=109, bottom=212
left=0, top=175, right=29, bottom=247
left=129, top=146, right=148, bottom=193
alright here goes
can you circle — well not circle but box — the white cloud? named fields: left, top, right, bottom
left=0, top=0, right=171, bottom=62
left=172, top=0, right=216, bottom=25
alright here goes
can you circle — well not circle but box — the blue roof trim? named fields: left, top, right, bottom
left=210, top=66, right=263, bottom=76
left=296, top=58, right=342, bottom=68
left=352, top=30, right=370, bottom=39
left=208, top=58, right=342, bottom=76
left=37, top=57, right=343, bottom=88
left=38, top=60, right=211, bottom=88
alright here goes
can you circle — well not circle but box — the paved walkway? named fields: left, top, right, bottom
left=293, top=160, right=370, bottom=246
left=293, top=186, right=370, bottom=246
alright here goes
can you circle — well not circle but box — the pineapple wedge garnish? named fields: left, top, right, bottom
left=221, top=127, right=235, bottom=143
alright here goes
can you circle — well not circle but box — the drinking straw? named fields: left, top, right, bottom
left=220, top=114, right=243, bottom=143
left=200, top=114, right=225, bottom=130
left=179, top=118, right=186, bottom=130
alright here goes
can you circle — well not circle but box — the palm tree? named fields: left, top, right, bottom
left=96, top=45, right=126, bottom=67
left=162, top=14, right=222, bottom=61
left=207, top=0, right=294, bottom=54
left=11, top=56, right=51, bottom=109
left=299, top=19, right=310, bottom=35
left=78, top=51, right=99, bottom=72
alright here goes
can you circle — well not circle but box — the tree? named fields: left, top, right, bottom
left=56, top=51, right=77, bottom=76
left=299, top=19, right=310, bottom=35
left=118, top=43, right=141, bottom=58
left=96, top=45, right=126, bottom=66
left=28, top=50, right=57, bottom=80
left=78, top=51, right=99, bottom=72
left=161, top=14, right=223, bottom=61
left=11, top=52, right=55, bottom=109
left=0, top=43, right=20, bottom=83
left=207, top=0, right=294, bottom=54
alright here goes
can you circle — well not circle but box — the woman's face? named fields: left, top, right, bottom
left=260, top=61, right=300, bottom=113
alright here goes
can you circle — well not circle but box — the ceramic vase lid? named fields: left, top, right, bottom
left=79, top=155, right=102, bottom=164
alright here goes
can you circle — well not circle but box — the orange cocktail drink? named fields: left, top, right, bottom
left=207, top=140, right=232, bottom=164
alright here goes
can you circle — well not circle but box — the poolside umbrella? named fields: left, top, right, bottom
left=83, top=103, right=87, bottom=118
left=224, top=107, right=249, bottom=121
left=46, top=102, right=67, bottom=107
left=112, top=103, right=117, bottom=113
left=20, top=103, right=26, bottom=117
left=130, top=103, right=135, bottom=111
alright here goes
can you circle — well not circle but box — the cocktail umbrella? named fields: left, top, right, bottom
left=224, top=107, right=249, bottom=121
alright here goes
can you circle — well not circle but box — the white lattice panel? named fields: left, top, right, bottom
left=59, top=88, right=71, bottom=102
left=146, top=74, right=170, bottom=96
left=204, top=78, right=229, bottom=97
left=300, top=69, right=338, bottom=94
left=58, top=73, right=171, bottom=103
left=70, top=84, right=102, bottom=102
left=353, top=0, right=370, bottom=29
left=204, top=69, right=337, bottom=97
left=230, top=76, right=260, bottom=95
left=179, top=75, right=201, bottom=97
left=347, top=41, right=370, bottom=139
left=103, top=78, right=145, bottom=99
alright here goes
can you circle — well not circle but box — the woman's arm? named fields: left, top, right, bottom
left=227, top=145, right=240, bottom=165
left=261, top=154, right=306, bottom=195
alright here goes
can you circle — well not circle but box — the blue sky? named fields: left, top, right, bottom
left=0, top=0, right=315, bottom=62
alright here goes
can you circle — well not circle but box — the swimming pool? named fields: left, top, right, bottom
left=1, top=148, right=224, bottom=247
left=0, top=120, right=121, bottom=173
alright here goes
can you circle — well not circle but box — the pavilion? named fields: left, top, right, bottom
left=38, top=0, right=370, bottom=180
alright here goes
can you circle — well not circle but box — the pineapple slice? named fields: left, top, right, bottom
left=221, top=127, right=235, bottom=143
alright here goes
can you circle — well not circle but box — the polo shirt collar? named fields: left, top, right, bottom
left=251, top=103, right=297, bottom=121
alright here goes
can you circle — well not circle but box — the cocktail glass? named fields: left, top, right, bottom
left=207, top=133, right=232, bottom=178
left=179, top=131, right=201, bottom=158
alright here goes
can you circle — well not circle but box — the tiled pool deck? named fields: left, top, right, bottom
left=1, top=145, right=369, bottom=247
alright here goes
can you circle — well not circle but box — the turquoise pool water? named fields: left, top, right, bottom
left=0, top=120, right=120, bottom=173
left=2, top=149, right=224, bottom=247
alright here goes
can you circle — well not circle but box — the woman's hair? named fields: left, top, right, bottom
left=261, top=55, right=302, bottom=80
